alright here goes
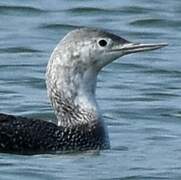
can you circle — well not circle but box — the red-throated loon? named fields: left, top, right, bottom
left=0, top=28, right=167, bottom=154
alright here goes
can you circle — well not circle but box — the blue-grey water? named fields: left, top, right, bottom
left=0, top=0, right=180, bottom=179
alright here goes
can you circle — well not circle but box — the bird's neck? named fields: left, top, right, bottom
left=46, top=63, right=101, bottom=127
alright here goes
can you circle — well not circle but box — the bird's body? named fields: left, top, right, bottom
left=0, top=113, right=108, bottom=154
left=0, top=28, right=167, bottom=154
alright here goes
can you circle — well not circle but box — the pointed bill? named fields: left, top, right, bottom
left=111, top=42, right=168, bottom=55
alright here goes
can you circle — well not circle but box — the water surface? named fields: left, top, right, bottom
left=0, top=0, right=181, bottom=179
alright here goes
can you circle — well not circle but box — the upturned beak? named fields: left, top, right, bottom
left=111, top=42, right=168, bottom=55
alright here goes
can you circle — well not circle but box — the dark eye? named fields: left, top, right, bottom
left=98, top=39, right=107, bottom=47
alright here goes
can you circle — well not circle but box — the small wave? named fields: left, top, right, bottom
left=0, top=47, right=42, bottom=53
left=130, top=18, right=178, bottom=28
left=0, top=5, right=46, bottom=15
left=118, top=6, right=153, bottom=14
left=39, top=23, right=83, bottom=31
left=66, top=7, right=112, bottom=14
left=66, top=6, right=153, bottom=15
left=146, top=135, right=177, bottom=141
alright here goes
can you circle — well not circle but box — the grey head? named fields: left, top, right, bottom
left=46, top=28, right=167, bottom=127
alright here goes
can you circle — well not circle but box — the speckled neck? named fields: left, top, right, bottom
left=47, top=83, right=100, bottom=127
left=46, top=40, right=102, bottom=127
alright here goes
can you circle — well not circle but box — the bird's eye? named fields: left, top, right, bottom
left=98, top=39, right=107, bottom=47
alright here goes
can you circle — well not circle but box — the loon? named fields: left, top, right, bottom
left=0, top=28, right=167, bottom=154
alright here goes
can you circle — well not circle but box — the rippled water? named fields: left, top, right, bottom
left=0, top=0, right=181, bottom=179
